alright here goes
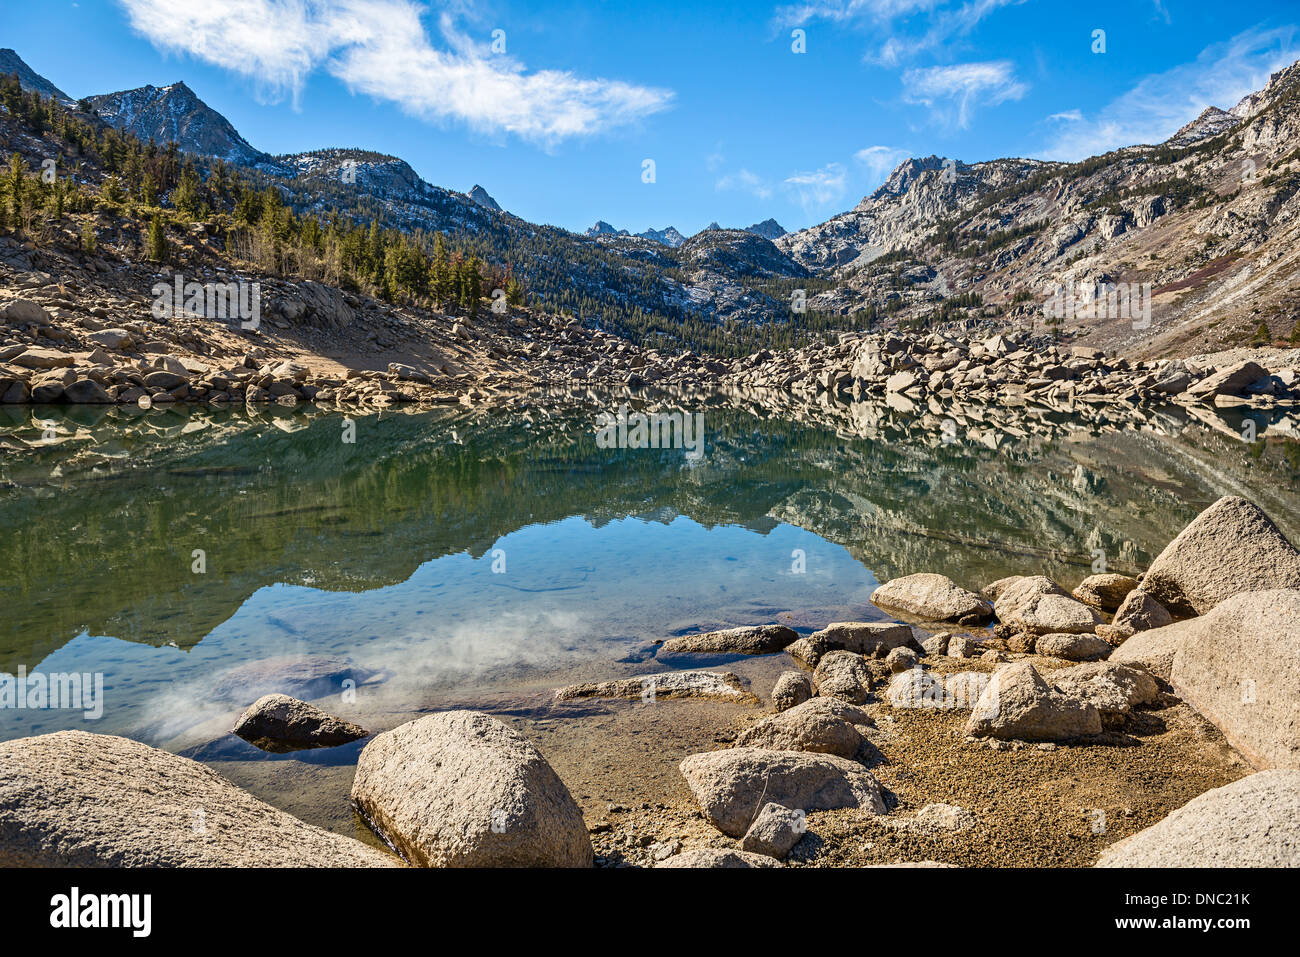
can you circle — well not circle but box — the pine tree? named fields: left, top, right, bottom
left=172, top=160, right=202, bottom=219
left=7, top=152, right=26, bottom=227
left=147, top=214, right=167, bottom=262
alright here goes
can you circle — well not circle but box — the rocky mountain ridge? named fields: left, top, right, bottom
left=4, top=47, right=1300, bottom=359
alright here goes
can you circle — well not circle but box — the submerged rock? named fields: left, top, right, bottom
left=0, top=731, right=396, bottom=867
left=1141, top=496, right=1300, bottom=616
left=965, top=662, right=1102, bottom=741
left=1170, top=589, right=1300, bottom=770
left=659, top=624, right=798, bottom=656
left=870, top=573, right=993, bottom=624
left=351, top=711, right=593, bottom=867
left=212, top=655, right=375, bottom=703
left=554, top=669, right=754, bottom=703
left=232, top=693, right=368, bottom=752
left=679, top=748, right=886, bottom=837
left=1097, top=770, right=1300, bottom=867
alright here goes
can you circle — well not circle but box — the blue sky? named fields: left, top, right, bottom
left=4, top=1, right=1299, bottom=234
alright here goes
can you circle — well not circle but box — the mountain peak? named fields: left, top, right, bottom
left=468, top=184, right=502, bottom=212
left=0, top=48, right=73, bottom=105
left=85, top=81, right=272, bottom=168
left=744, top=218, right=786, bottom=240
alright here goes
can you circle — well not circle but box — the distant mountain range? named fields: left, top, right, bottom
left=5, top=45, right=1300, bottom=356
left=585, top=218, right=786, bottom=247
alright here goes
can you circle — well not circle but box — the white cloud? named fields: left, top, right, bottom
left=853, top=144, right=910, bottom=185
left=116, top=0, right=673, bottom=144
left=716, top=168, right=774, bottom=200
left=1043, top=24, right=1300, bottom=161
left=1046, top=109, right=1083, bottom=123
left=773, top=0, right=936, bottom=27
left=784, top=162, right=848, bottom=211
left=902, top=59, right=1026, bottom=129
left=773, top=0, right=1022, bottom=66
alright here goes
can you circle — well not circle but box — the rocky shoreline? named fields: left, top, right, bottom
left=2, top=494, right=1297, bottom=868
left=3, top=252, right=1299, bottom=419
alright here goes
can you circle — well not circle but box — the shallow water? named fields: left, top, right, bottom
left=1, top=397, right=1297, bottom=833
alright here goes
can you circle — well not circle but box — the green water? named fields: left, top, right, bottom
left=1, top=397, right=1298, bottom=762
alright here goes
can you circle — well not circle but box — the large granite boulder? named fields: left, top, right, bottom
left=351, top=711, right=593, bottom=867
left=1141, top=496, right=1300, bottom=616
left=870, top=573, right=993, bottom=624
left=1048, top=662, right=1160, bottom=728
left=993, top=576, right=1102, bottom=635
left=1170, top=589, right=1300, bottom=770
left=965, top=662, right=1102, bottom=741
left=1109, top=617, right=1200, bottom=681
left=736, top=697, right=873, bottom=758
left=0, top=731, right=396, bottom=867
left=1097, top=771, right=1300, bottom=867
left=1072, top=574, right=1139, bottom=612
left=679, top=748, right=886, bottom=837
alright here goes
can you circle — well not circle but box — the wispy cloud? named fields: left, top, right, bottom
left=773, top=0, right=1021, bottom=66
left=116, top=0, right=673, bottom=144
left=902, top=59, right=1027, bottom=129
left=853, top=145, right=911, bottom=186
left=1043, top=24, right=1300, bottom=161
left=784, top=162, right=848, bottom=211
left=773, top=0, right=937, bottom=29
left=716, top=168, right=774, bottom=200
